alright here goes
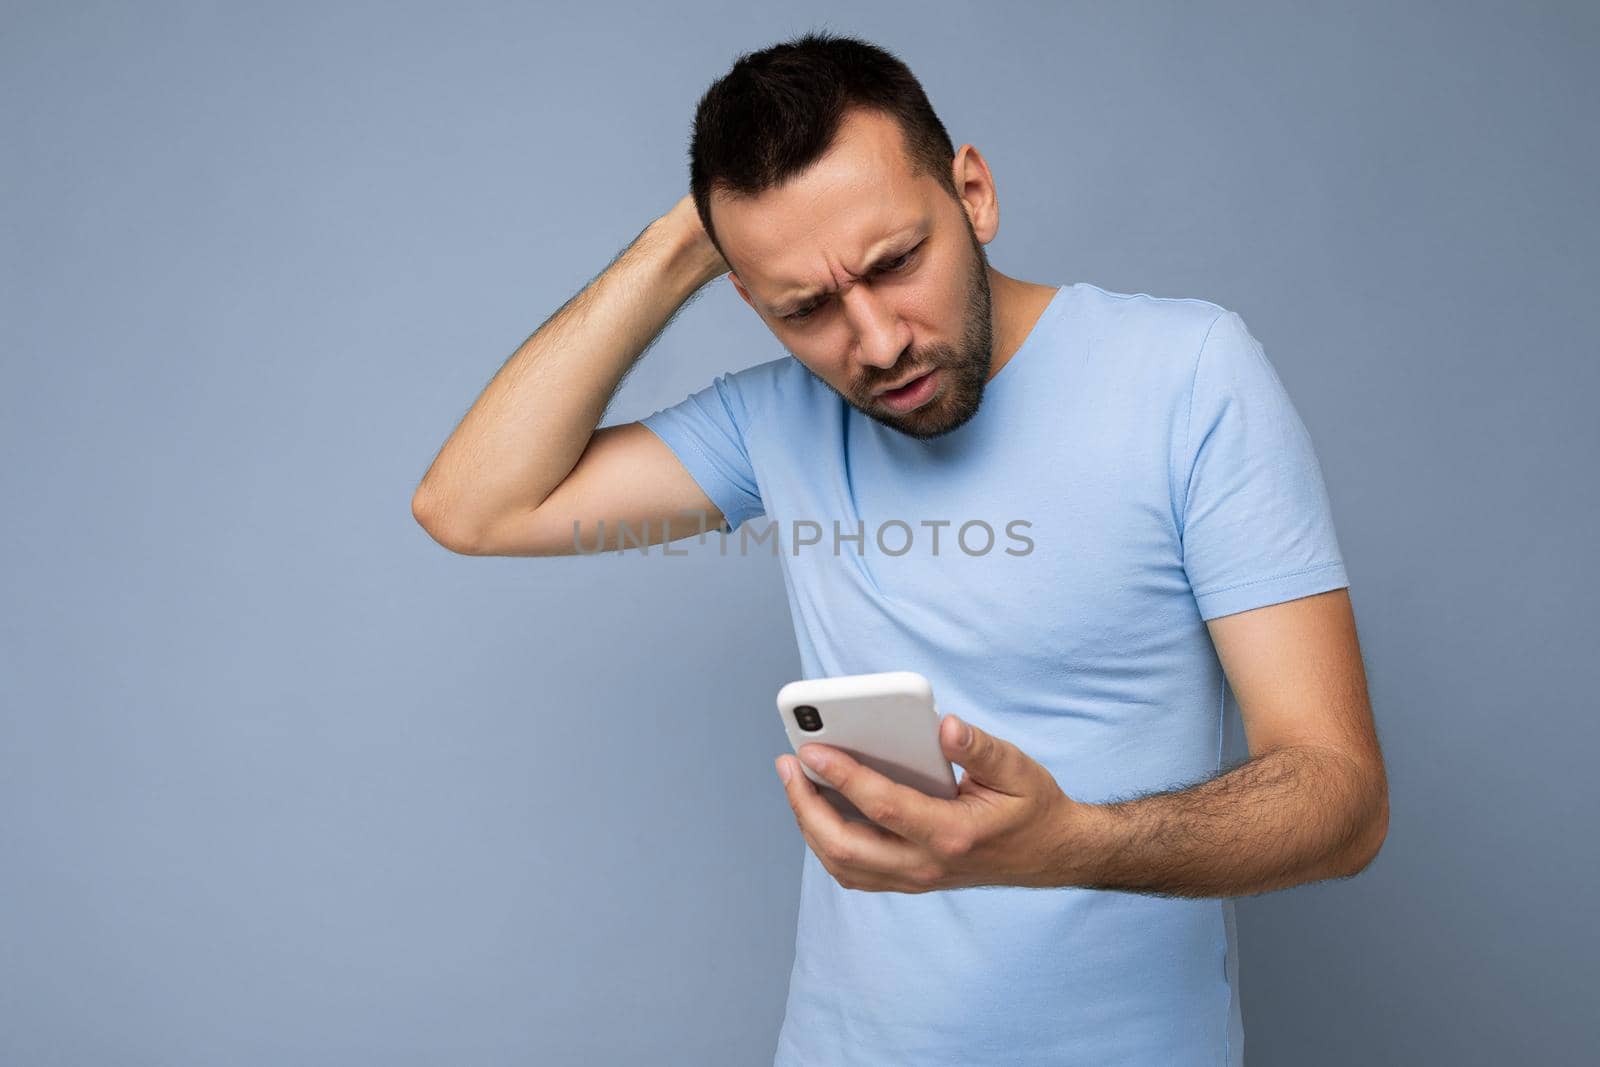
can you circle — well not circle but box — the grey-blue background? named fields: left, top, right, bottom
left=4, top=2, right=1596, bottom=1063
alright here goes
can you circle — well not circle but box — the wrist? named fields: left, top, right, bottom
left=647, top=210, right=728, bottom=291
left=1046, top=798, right=1120, bottom=889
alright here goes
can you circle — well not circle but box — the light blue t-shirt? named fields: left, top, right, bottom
left=640, top=281, right=1348, bottom=1066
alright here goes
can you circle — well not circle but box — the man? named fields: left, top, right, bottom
left=412, top=30, right=1388, bottom=1067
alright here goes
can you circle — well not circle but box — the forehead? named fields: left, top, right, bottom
left=712, top=110, right=935, bottom=309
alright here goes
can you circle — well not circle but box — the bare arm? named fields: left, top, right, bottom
left=765, top=590, right=1386, bottom=898
left=411, top=197, right=731, bottom=555
left=1058, top=589, right=1389, bottom=896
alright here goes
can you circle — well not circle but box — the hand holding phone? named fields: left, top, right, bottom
left=776, top=670, right=959, bottom=824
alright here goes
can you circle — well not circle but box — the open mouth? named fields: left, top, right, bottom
left=875, top=369, right=939, bottom=412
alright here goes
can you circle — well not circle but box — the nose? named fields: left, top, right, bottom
left=843, top=287, right=908, bottom=371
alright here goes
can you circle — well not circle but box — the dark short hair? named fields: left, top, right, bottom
left=688, top=30, right=958, bottom=260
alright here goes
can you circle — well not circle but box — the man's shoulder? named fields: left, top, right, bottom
left=720, top=353, right=831, bottom=415
left=1071, top=281, right=1232, bottom=338
left=1066, top=282, right=1237, bottom=386
left=724, top=352, right=811, bottom=387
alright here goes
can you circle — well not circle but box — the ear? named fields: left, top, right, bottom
left=950, top=143, right=1000, bottom=245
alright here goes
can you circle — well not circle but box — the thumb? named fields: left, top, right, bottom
left=941, top=713, right=1030, bottom=794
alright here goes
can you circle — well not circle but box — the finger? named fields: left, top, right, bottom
left=942, top=715, right=1033, bottom=797
left=798, top=744, right=947, bottom=848
left=778, top=755, right=922, bottom=875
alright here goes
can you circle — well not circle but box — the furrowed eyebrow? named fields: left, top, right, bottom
left=767, top=228, right=924, bottom=316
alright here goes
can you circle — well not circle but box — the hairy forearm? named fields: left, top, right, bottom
left=1055, top=745, right=1388, bottom=897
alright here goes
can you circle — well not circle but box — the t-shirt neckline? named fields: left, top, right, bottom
left=983, top=283, right=1069, bottom=394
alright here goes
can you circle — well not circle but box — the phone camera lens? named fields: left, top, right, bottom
left=794, top=704, right=823, bottom=732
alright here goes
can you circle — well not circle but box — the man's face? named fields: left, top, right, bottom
left=714, top=109, right=996, bottom=439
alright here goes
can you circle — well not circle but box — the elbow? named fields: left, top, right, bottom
left=1342, top=776, right=1390, bottom=877
left=411, top=485, right=483, bottom=555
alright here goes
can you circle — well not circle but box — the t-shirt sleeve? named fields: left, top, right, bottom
left=638, top=370, right=765, bottom=534
left=1176, top=310, right=1349, bottom=620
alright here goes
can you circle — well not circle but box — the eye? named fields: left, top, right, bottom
left=881, top=239, right=925, bottom=273
left=781, top=243, right=922, bottom=323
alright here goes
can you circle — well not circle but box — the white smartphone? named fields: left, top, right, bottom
left=776, top=670, right=959, bottom=824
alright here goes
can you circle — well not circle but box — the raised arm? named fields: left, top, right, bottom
left=411, top=197, right=732, bottom=556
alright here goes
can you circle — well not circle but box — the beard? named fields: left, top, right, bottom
left=806, top=212, right=996, bottom=440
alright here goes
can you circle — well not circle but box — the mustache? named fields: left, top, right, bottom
left=859, top=347, right=952, bottom=397
left=863, top=364, right=929, bottom=394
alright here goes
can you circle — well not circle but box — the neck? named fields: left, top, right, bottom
left=985, top=270, right=1060, bottom=382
